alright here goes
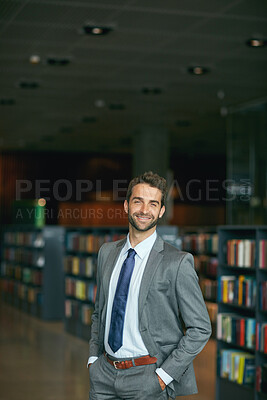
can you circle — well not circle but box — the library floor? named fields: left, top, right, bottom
left=0, top=302, right=216, bottom=400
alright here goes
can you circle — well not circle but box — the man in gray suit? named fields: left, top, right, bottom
left=88, top=171, right=212, bottom=399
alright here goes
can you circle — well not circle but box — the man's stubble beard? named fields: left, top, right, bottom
left=128, top=212, right=160, bottom=232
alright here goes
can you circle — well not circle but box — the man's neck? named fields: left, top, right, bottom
left=128, top=226, right=156, bottom=248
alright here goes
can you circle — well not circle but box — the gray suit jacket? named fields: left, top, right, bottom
left=89, top=235, right=212, bottom=398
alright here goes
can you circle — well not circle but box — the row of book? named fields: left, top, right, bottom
left=256, top=364, right=267, bottom=393
left=65, top=277, right=97, bottom=303
left=217, top=313, right=256, bottom=349
left=259, top=281, right=267, bottom=311
left=226, top=239, right=255, bottom=267
left=1, top=263, right=43, bottom=285
left=194, top=255, right=218, bottom=278
left=24, top=287, right=42, bottom=304
left=65, top=299, right=94, bottom=325
left=205, top=301, right=218, bottom=323
left=3, top=248, right=45, bottom=267
left=182, top=233, right=218, bottom=255
left=199, top=279, right=217, bottom=302
left=4, top=231, right=44, bottom=248
left=66, top=232, right=126, bottom=253
left=218, top=275, right=256, bottom=307
left=259, top=240, right=267, bottom=269
left=64, top=256, right=96, bottom=278
left=0, top=278, right=43, bottom=304
left=256, top=323, right=267, bottom=353
left=219, top=349, right=255, bottom=386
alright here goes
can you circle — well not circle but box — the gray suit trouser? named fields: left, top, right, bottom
left=89, top=354, right=169, bottom=400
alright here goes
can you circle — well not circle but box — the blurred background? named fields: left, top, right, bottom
left=0, top=1, right=267, bottom=400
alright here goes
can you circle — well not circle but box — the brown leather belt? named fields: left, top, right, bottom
left=105, top=353, right=157, bottom=370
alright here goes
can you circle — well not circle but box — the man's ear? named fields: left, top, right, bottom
left=124, top=200, right=129, bottom=214
left=159, top=205, right=165, bottom=219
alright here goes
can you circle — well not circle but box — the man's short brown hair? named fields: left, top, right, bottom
left=126, top=171, right=167, bottom=207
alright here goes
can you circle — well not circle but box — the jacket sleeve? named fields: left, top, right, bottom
left=89, top=244, right=104, bottom=357
left=160, top=253, right=212, bottom=382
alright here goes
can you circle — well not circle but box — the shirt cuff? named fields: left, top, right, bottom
left=87, top=356, right=98, bottom=368
left=155, top=367, right=173, bottom=385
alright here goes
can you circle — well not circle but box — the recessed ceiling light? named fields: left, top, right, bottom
left=188, top=66, right=209, bottom=75
left=142, top=87, right=162, bottom=95
left=246, top=38, right=266, bottom=47
left=92, top=27, right=103, bottom=35
left=0, top=98, right=15, bottom=105
left=217, top=90, right=225, bottom=100
left=109, top=103, right=125, bottom=110
left=19, top=81, right=39, bottom=89
left=29, top=55, right=41, bottom=64
left=83, top=25, right=112, bottom=35
left=47, top=57, right=70, bottom=66
left=94, top=99, right=106, bottom=108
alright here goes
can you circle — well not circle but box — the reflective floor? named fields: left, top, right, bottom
left=0, top=301, right=215, bottom=400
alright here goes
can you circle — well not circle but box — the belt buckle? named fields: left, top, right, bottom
left=113, top=360, right=120, bottom=369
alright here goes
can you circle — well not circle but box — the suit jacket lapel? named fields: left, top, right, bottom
left=138, top=235, right=164, bottom=321
left=102, top=238, right=126, bottom=298
left=101, top=238, right=126, bottom=326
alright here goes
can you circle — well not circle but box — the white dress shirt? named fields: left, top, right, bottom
left=88, top=230, right=173, bottom=385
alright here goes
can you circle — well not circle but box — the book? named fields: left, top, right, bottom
left=217, top=313, right=256, bottom=348
left=238, top=275, right=245, bottom=305
left=230, top=351, right=243, bottom=381
left=259, top=240, right=267, bottom=269
left=260, top=281, right=267, bottom=311
left=240, top=318, right=245, bottom=347
left=243, top=356, right=255, bottom=386
left=218, top=275, right=256, bottom=307
left=220, top=349, right=255, bottom=385
left=237, top=355, right=246, bottom=384
left=221, top=349, right=232, bottom=378
left=237, top=240, right=244, bottom=267
left=226, top=239, right=255, bottom=267
left=256, top=365, right=262, bottom=392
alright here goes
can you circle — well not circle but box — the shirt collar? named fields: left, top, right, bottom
left=122, top=230, right=157, bottom=260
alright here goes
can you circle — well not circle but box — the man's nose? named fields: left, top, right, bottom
left=140, top=203, right=149, bottom=213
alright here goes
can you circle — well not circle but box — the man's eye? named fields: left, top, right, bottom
left=151, top=203, right=157, bottom=207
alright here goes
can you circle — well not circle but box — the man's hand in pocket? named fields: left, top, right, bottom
left=157, top=375, right=166, bottom=391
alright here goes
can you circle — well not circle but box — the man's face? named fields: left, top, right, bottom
left=124, top=183, right=165, bottom=232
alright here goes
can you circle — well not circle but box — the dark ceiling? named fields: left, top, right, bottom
left=0, top=0, right=266, bottom=155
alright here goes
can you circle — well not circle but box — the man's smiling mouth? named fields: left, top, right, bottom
left=135, top=215, right=152, bottom=221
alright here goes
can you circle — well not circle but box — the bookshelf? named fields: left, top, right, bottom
left=181, top=229, right=218, bottom=336
left=216, top=226, right=267, bottom=400
left=64, top=227, right=128, bottom=341
left=0, top=225, right=65, bottom=320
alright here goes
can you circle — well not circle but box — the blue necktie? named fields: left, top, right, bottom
left=108, top=248, right=136, bottom=353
